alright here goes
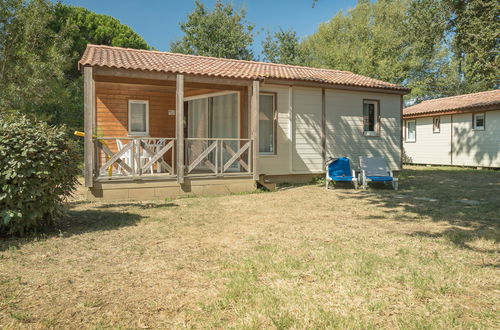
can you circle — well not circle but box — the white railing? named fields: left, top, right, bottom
left=94, top=137, right=253, bottom=180
left=94, top=137, right=176, bottom=179
left=185, top=138, right=253, bottom=177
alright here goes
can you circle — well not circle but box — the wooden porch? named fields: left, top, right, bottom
left=83, top=66, right=261, bottom=198
left=93, top=136, right=253, bottom=181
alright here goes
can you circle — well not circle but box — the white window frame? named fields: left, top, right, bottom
left=406, top=119, right=416, bottom=142
left=259, top=92, right=277, bottom=155
left=472, top=113, right=485, bottom=131
left=363, top=100, right=380, bottom=137
left=128, top=100, right=149, bottom=136
left=433, top=116, right=440, bottom=133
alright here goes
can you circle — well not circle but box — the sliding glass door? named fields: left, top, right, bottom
left=187, top=92, right=240, bottom=171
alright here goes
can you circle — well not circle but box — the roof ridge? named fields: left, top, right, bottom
left=420, top=89, right=500, bottom=104
left=85, top=44, right=354, bottom=75
left=403, top=89, right=500, bottom=116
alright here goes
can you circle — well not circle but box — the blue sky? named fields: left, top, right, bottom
left=54, top=0, right=358, bottom=57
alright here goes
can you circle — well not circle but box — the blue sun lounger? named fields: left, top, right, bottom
left=325, top=157, right=358, bottom=189
left=359, top=156, right=398, bottom=190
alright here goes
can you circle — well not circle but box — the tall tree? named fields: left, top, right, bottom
left=52, top=4, right=150, bottom=79
left=170, top=0, right=254, bottom=60
left=44, top=5, right=151, bottom=130
left=0, top=1, right=151, bottom=131
left=403, top=0, right=459, bottom=99
left=36, top=4, right=151, bottom=131
left=262, top=29, right=305, bottom=65
left=448, top=0, right=499, bottom=92
left=303, top=0, right=413, bottom=83
left=302, top=0, right=460, bottom=101
left=307, top=0, right=498, bottom=100
left=0, top=0, right=70, bottom=113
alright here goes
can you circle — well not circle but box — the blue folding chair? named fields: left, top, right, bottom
left=359, top=156, right=398, bottom=190
left=325, top=157, right=358, bottom=189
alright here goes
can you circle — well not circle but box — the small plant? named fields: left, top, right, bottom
left=0, top=113, right=80, bottom=235
left=310, top=175, right=325, bottom=185
left=9, top=311, right=32, bottom=323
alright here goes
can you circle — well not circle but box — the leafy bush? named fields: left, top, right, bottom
left=0, top=113, right=80, bottom=235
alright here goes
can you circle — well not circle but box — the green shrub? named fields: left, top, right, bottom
left=0, top=113, right=80, bottom=235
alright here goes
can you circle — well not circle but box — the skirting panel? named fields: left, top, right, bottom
left=88, top=177, right=256, bottom=200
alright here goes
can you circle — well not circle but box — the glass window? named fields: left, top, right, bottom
left=363, top=100, right=379, bottom=136
left=129, top=100, right=148, bottom=135
left=473, top=113, right=485, bottom=130
left=259, top=94, right=275, bottom=154
left=433, top=117, right=440, bottom=133
left=406, top=120, right=416, bottom=142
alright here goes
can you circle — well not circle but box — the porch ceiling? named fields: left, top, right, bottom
left=94, top=74, right=247, bottom=94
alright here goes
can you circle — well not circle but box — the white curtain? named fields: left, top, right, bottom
left=188, top=98, right=208, bottom=138
left=187, top=98, right=208, bottom=167
left=212, top=94, right=238, bottom=138
left=212, top=94, right=239, bottom=170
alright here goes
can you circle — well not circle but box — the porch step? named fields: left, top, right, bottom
left=257, top=175, right=277, bottom=192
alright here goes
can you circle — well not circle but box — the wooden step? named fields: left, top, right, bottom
left=257, top=175, right=277, bottom=192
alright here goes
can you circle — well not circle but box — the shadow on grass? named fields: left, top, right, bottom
left=335, top=167, right=500, bottom=252
left=326, top=181, right=360, bottom=190
left=410, top=226, right=499, bottom=254
left=93, top=202, right=179, bottom=210
left=60, top=208, right=144, bottom=235
left=0, top=208, right=147, bottom=252
left=279, top=179, right=358, bottom=191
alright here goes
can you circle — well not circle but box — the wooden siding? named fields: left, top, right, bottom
left=403, top=116, right=452, bottom=165
left=292, top=87, right=323, bottom=172
left=95, top=80, right=248, bottom=141
left=325, top=89, right=402, bottom=170
left=257, top=84, right=292, bottom=175
left=94, top=77, right=404, bottom=177
left=96, top=81, right=176, bottom=138
left=452, top=110, right=500, bottom=167
left=403, top=109, right=499, bottom=167
left=257, top=84, right=403, bottom=175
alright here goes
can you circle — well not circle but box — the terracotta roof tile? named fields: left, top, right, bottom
left=403, top=90, right=500, bottom=117
left=79, top=44, right=409, bottom=92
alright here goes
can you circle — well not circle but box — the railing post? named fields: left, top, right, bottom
left=131, top=139, right=136, bottom=178
left=172, top=142, right=175, bottom=176
left=216, top=139, right=220, bottom=175
left=248, top=140, right=252, bottom=175
left=176, top=75, right=185, bottom=183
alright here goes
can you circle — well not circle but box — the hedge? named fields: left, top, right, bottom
left=0, top=113, right=80, bottom=235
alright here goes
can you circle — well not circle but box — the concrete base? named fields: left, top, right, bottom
left=265, top=173, right=324, bottom=184
left=88, top=177, right=256, bottom=200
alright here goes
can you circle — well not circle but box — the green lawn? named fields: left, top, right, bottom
left=1, top=166, right=499, bottom=328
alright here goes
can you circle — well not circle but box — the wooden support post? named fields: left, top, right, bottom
left=288, top=86, right=293, bottom=173
left=321, top=88, right=326, bottom=167
left=251, top=81, right=260, bottom=180
left=247, top=85, right=252, bottom=139
left=176, top=74, right=185, bottom=184
left=83, top=66, right=95, bottom=187
left=400, top=95, right=404, bottom=169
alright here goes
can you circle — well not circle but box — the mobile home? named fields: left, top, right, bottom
left=403, top=90, right=500, bottom=168
left=79, top=45, right=409, bottom=199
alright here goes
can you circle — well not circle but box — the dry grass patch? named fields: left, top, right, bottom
left=0, top=166, right=499, bottom=328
